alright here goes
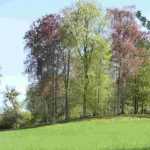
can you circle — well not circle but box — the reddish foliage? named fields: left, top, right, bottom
left=24, top=14, right=62, bottom=80
left=108, top=8, right=145, bottom=80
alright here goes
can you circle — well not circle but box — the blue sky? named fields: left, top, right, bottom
left=0, top=0, right=149, bottom=107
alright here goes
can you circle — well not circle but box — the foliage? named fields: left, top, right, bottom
left=24, top=14, right=65, bottom=122
left=62, top=0, right=111, bottom=116
left=136, top=11, right=150, bottom=30
left=126, top=62, right=150, bottom=114
left=108, top=7, right=145, bottom=114
left=0, top=87, right=32, bottom=129
left=0, top=1, right=149, bottom=128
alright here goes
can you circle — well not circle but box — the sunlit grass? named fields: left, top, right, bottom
left=0, top=117, right=150, bottom=150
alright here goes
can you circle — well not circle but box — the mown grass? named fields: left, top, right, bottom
left=0, top=117, right=150, bottom=150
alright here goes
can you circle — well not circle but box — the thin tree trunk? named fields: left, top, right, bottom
left=83, top=63, right=89, bottom=117
left=83, top=82, right=87, bottom=117
left=64, top=49, right=70, bottom=121
left=118, top=60, right=125, bottom=115
left=117, top=62, right=121, bottom=115
left=51, top=47, right=56, bottom=123
left=141, top=101, right=144, bottom=114
left=134, top=76, right=138, bottom=114
left=121, top=80, right=125, bottom=114
left=134, top=98, right=138, bottom=114
left=97, top=87, right=100, bottom=115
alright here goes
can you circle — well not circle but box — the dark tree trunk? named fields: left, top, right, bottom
left=121, top=80, right=126, bottom=114
left=134, top=99, right=138, bottom=114
left=141, top=101, right=144, bottom=114
left=134, top=76, right=138, bottom=114
left=117, top=62, right=121, bottom=115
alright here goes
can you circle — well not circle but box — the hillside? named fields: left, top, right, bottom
left=0, top=117, right=150, bottom=150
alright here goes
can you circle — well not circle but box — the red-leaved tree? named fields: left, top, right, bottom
left=108, top=7, right=144, bottom=114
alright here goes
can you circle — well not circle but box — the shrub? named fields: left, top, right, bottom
left=0, top=110, right=32, bottom=130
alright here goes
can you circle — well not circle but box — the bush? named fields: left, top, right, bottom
left=0, top=110, right=18, bottom=129
left=18, top=112, right=33, bottom=128
left=0, top=110, right=32, bottom=130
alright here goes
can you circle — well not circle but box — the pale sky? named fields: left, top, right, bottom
left=0, top=0, right=149, bottom=108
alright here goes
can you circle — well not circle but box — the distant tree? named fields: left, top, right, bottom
left=1, top=87, right=21, bottom=128
left=3, top=87, right=20, bottom=112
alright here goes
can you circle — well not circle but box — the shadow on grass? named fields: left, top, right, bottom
left=111, top=147, right=150, bottom=150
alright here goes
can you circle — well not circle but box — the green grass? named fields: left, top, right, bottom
left=0, top=117, right=150, bottom=150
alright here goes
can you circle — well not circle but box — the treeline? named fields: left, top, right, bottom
left=24, top=1, right=150, bottom=124
left=1, top=0, right=150, bottom=129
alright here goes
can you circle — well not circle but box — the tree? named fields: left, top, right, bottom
left=136, top=11, right=150, bottom=30
left=126, top=62, right=150, bottom=114
left=2, top=87, right=20, bottom=128
left=24, top=14, right=64, bottom=122
left=88, top=39, right=112, bottom=116
left=25, top=85, right=49, bottom=123
left=3, top=87, right=20, bottom=112
left=60, top=19, right=72, bottom=121
left=108, top=7, right=144, bottom=114
left=62, top=49, right=71, bottom=121
left=126, top=30, right=150, bottom=114
left=62, top=0, right=109, bottom=117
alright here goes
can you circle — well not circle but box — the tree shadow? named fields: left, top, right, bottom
left=112, top=147, right=150, bottom=150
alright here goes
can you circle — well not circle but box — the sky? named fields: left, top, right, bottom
left=0, top=0, right=149, bottom=108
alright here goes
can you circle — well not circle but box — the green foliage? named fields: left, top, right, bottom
left=18, top=112, right=33, bottom=128
left=136, top=11, right=150, bottom=30
left=0, top=110, right=20, bottom=129
left=0, top=87, right=33, bottom=129
left=0, top=111, right=32, bottom=129
left=87, top=37, right=112, bottom=114
left=126, top=62, right=150, bottom=114
left=61, top=0, right=112, bottom=116
left=22, top=1, right=150, bottom=125
left=25, top=86, right=49, bottom=123
left=3, top=87, right=20, bottom=112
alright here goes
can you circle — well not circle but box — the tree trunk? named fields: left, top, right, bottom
left=134, top=76, right=138, bottom=114
left=96, top=87, right=100, bottom=115
left=117, top=62, right=121, bottom=115
left=134, top=98, right=138, bottom=114
left=83, top=64, right=89, bottom=117
left=64, top=49, right=70, bottom=121
left=121, top=80, right=125, bottom=114
left=83, top=82, right=87, bottom=117
left=141, top=101, right=144, bottom=114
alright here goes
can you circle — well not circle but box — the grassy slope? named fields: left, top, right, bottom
left=0, top=117, right=150, bottom=150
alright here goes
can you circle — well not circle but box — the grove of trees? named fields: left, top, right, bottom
left=1, top=0, right=150, bottom=129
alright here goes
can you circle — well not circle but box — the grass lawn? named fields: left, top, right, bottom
left=0, top=117, right=150, bottom=150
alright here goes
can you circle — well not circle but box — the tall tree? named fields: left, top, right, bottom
left=62, top=0, right=109, bottom=117
left=62, top=49, right=71, bottom=120
left=60, top=19, right=73, bottom=120
left=108, top=8, right=144, bottom=114
left=24, top=14, right=63, bottom=122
